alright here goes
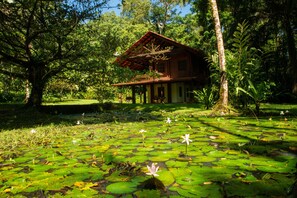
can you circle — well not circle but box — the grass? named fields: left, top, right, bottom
left=0, top=102, right=297, bottom=197
left=43, top=99, right=99, bottom=105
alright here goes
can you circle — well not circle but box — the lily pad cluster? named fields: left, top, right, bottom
left=0, top=104, right=297, bottom=197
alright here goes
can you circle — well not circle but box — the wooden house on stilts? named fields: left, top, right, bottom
left=113, top=31, right=210, bottom=104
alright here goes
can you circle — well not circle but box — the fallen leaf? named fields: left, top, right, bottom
left=4, top=188, right=11, bottom=193
left=74, top=181, right=84, bottom=187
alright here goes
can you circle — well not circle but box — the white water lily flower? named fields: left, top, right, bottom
left=166, top=117, right=172, bottom=124
left=72, top=139, right=77, bottom=144
left=181, top=134, right=192, bottom=145
left=280, top=111, right=284, bottom=116
left=146, top=163, right=159, bottom=177
left=209, top=135, right=217, bottom=140
left=285, top=110, right=289, bottom=114
left=139, top=129, right=146, bottom=133
left=30, top=129, right=36, bottom=134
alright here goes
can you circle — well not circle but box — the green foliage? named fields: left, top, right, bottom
left=227, top=21, right=266, bottom=109
left=0, top=91, right=25, bottom=103
left=0, top=73, right=26, bottom=102
left=76, top=13, right=152, bottom=102
left=44, top=78, right=79, bottom=102
left=122, top=0, right=187, bottom=34
left=193, top=86, right=217, bottom=109
left=236, top=80, right=275, bottom=114
left=191, top=0, right=297, bottom=101
left=0, top=0, right=110, bottom=106
left=0, top=0, right=295, bottom=105
left=165, top=15, right=204, bottom=48
left=121, top=0, right=151, bottom=24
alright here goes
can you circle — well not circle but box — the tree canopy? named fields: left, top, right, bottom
left=0, top=0, right=108, bottom=106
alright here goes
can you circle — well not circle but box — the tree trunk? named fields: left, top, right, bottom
left=209, top=0, right=229, bottom=114
left=24, top=80, right=30, bottom=103
left=27, top=82, right=44, bottom=107
left=283, top=15, right=297, bottom=94
left=26, top=63, right=47, bottom=107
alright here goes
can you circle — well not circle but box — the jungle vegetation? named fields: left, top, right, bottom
left=0, top=0, right=296, bottom=111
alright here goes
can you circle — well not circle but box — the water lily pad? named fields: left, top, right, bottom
left=176, top=175, right=205, bottom=185
left=192, top=156, right=217, bottom=163
left=224, top=180, right=259, bottom=197
left=106, top=171, right=131, bottom=182
left=158, top=171, right=175, bottom=186
left=169, top=185, right=197, bottom=197
left=149, top=155, right=170, bottom=162
left=65, top=187, right=99, bottom=197
left=7, top=155, right=23, bottom=162
left=165, top=160, right=188, bottom=168
left=106, top=182, right=137, bottom=194
left=51, top=168, right=71, bottom=176
left=242, top=174, right=258, bottom=183
left=92, top=145, right=110, bottom=152
left=126, top=155, right=148, bottom=163
left=207, top=150, right=229, bottom=158
left=131, top=176, right=148, bottom=184
left=169, top=168, right=192, bottom=178
left=134, top=189, right=161, bottom=197
left=183, top=183, right=222, bottom=197
left=136, top=147, right=155, bottom=152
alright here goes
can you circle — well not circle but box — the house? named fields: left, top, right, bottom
left=113, top=31, right=209, bottom=104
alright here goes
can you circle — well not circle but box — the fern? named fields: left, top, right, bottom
left=228, top=20, right=263, bottom=108
left=232, top=20, right=250, bottom=54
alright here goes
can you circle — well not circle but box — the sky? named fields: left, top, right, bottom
left=102, top=0, right=192, bottom=17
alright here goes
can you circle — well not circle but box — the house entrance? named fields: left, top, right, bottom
left=158, top=87, right=164, bottom=98
left=157, top=86, right=166, bottom=103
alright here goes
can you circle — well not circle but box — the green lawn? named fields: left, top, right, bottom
left=0, top=103, right=296, bottom=197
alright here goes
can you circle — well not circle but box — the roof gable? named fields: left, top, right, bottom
left=115, top=31, right=206, bottom=70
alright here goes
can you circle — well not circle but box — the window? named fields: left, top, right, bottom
left=178, top=60, right=187, bottom=71
left=157, top=63, right=165, bottom=73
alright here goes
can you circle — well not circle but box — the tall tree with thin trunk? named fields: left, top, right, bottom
left=209, top=0, right=228, bottom=113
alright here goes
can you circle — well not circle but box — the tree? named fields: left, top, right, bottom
left=165, top=14, right=204, bottom=48
left=73, top=13, right=151, bottom=102
left=121, top=0, right=151, bottom=24
left=0, top=0, right=108, bottom=107
left=121, top=0, right=189, bottom=34
left=209, top=0, right=228, bottom=114
left=267, top=0, right=297, bottom=94
left=193, top=0, right=297, bottom=102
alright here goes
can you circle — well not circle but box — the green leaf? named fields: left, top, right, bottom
left=165, top=160, right=188, bottom=168
left=134, top=189, right=161, bottom=197
left=106, top=182, right=137, bottom=194
left=158, top=171, right=175, bottom=186
left=169, top=168, right=192, bottom=178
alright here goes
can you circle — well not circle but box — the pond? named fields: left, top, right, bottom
left=0, top=104, right=296, bottom=197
